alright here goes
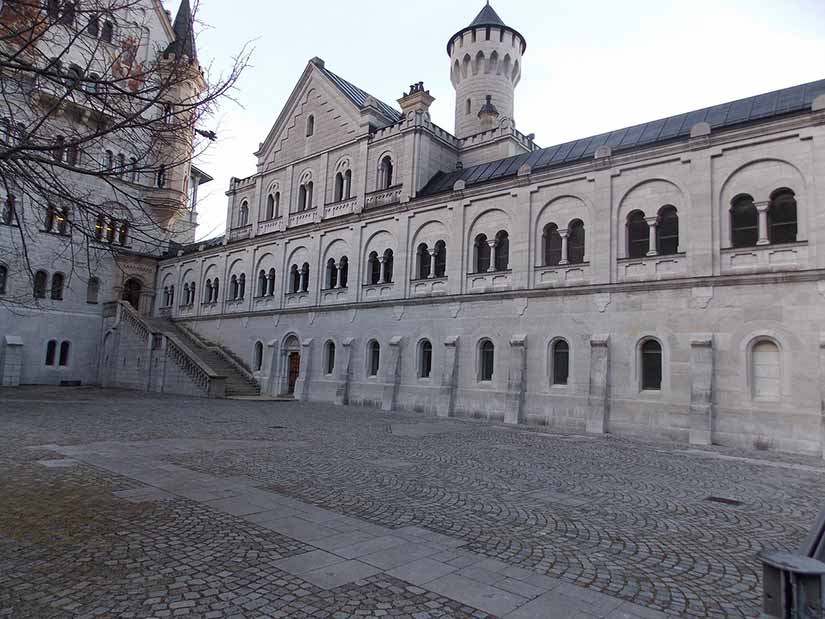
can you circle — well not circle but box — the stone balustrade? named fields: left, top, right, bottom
left=323, top=197, right=357, bottom=219
left=466, top=270, right=512, bottom=293
left=365, top=186, right=402, bottom=210
left=534, top=263, right=592, bottom=287
left=228, top=225, right=252, bottom=242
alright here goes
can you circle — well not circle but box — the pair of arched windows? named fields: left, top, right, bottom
left=730, top=189, right=797, bottom=248
left=334, top=171, right=353, bottom=202
left=325, top=257, right=349, bottom=289
left=289, top=263, right=310, bottom=294
left=257, top=269, right=277, bottom=297
left=298, top=182, right=314, bottom=211
left=44, top=205, right=70, bottom=235
left=474, top=231, right=509, bottom=273
left=264, top=193, right=280, bottom=220
left=542, top=220, right=586, bottom=266
left=162, top=285, right=175, bottom=307
left=367, top=250, right=394, bottom=285
left=627, top=207, right=679, bottom=259
left=416, top=241, right=447, bottom=280
left=85, top=13, right=115, bottom=43
left=238, top=201, right=250, bottom=227
left=95, top=215, right=128, bottom=245
left=378, top=156, right=394, bottom=190
left=181, top=282, right=196, bottom=306
left=203, top=278, right=220, bottom=304
left=34, top=270, right=63, bottom=300
left=229, top=274, right=246, bottom=300
left=45, top=340, right=71, bottom=367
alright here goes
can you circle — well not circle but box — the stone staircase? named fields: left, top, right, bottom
left=143, top=318, right=261, bottom=398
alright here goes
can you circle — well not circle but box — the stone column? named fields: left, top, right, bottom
left=486, top=239, right=497, bottom=273
left=587, top=334, right=610, bottom=434
left=378, top=257, right=386, bottom=284
left=295, top=338, right=314, bottom=401
left=558, top=229, right=569, bottom=266
left=504, top=335, right=527, bottom=425
left=427, top=247, right=437, bottom=279
left=381, top=336, right=403, bottom=412
left=335, top=337, right=355, bottom=406
left=645, top=216, right=659, bottom=257
left=0, top=335, right=24, bottom=387
left=689, top=335, right=714, bottom=446
left=335, top=264, right=343, bottom=289
left=299, top=268, right=308, bottom=293
left=756, top=201, right=770, bottom=245
left=437, top=336, right=459, bottom=418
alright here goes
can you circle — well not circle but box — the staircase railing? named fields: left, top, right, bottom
left=175, top=323, right=258, bottom=387
left=115, top=302, right=227, bottom=398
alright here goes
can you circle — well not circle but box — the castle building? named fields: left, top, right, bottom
left=6, top=4, right=825, bottom=458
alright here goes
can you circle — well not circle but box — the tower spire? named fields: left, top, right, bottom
left=164, top=0, right=197, bottom=61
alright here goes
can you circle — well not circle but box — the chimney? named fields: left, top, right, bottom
left=398, top=82, right=435, bottom=115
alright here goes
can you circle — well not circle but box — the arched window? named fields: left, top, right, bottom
left=1, top=195, right=15, bottom=225
left=257, top=270, right=267, bottom=297
left=474, top=234, right=490, bottom=272
left=325, top=340, right=336, bottom=375
left=230, top=274, right=238, bottom=300
left=189, top=283, right=196, bottom=305
left=0, top=264, right=6, bottom=295
left=238, top=273, right=246, bottom=299
left=434, top=240, right=447, bottom=277
left=56, top=207, right=69, bottom=235
left=466, top=98, right=472, bottom=115
left=641, top=339, right=662, bottom=391
left=34, top=270, right=48, bottom=298
left=479, top=340, right=495, bottom=381
left=768, top=189, right=797, bottom=244
left=87, top=15, right=99, bottom=37
left=298, top=185, right=307, bottom=211
left=368, top=251, right=380, bottom=285
left=730, top=195, right=758, bottom=248
left=326, top=258, right=337, bottom=289
left=290, top=265, right=300, bottom=293
left=67, top=144, right=80, bottom=166
left=100, top=20, right=114, bottom=44
left=417, top=243, right=430, bottom=280
left=182, top=283, right=190, bottom=306
left=45, top=340, right=57, bottom=366
left=156, top=165, right=166, bottom=188
left=204, top=279, right=213, bottom=303
left=87, top=72, right=100, bottom=95
left=543, top=223, right=562, bottom=266
left=212, top=278, right=219, bottom=302
left=383, top=249, right=394, bottom=284
left=50, top=272, right=64, bottom=300
left=494, top=230, right=509, bottom=271
left=368, top=340, right=380, bottom=377
left=627, top=210, right=649, bottom=258
left=344, top=170, right=352, bottom=199
left=168, top=285, right=175, bottom=306
left=567, top=220, right=585, bottom=264
left=86, top=277, right=99, bottom=304
left=44, top=205, right=55, bottom=232
left=58, top=341, right=70, bottom=367
left=52, top=135, right=65, bottom=162
left=752, top=339, right=780, bottom=400
left=339, top=257, right=349, bottom=287
left=419, top=339, right=433, bottom=379
left=273, top=192, right=281, bottom=218
left=116, top=153, right=125, bottom=175
left=60, top=1, right=76, bottom=25
left=103, top=149, right=113, bottom=170
left=129, top=158, right=138, bottom=182
left=551, top=339, right=569, bottom=386
left=118, top=222, right=128, bottom=245
left=334, top=173, right=344, bottom=202
left=657, top=206, right=679, bottom=255
left=300, top=263, right=309, bottom=292
left=265, top=194, right=275, bottom=220
left=379, top=156, right=394, bottom=189
left=238, top=201, right=249, bottom=227
left=306, top=115, right=315, bottom=137
left=253, top=341, right=264, bottom=372
left=267, top=268, right=276, bottom=296
left=305, top=182, right=314, bottom=209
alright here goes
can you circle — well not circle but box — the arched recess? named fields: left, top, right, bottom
left=534, top=195, right=591, bottom=266
left=718, top=159, right=807, bottom=247
left=736, top=327, right=798, bottom=403
left=278, top=332, right=303, bottom=396
left=466, top=208, right=513, bottom=268
left=362, top=229, right=396, bottom=269
left=321, top=238, right=350, bottom=267
left=617, top=178, right=686, bottom=260
left=409, top=220, right=449, bottom=278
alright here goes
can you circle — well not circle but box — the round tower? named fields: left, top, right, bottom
left=448, top=3, right=526, bottom=139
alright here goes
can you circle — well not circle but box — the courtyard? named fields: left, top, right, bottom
left=0, top=388, right=821, bottom=619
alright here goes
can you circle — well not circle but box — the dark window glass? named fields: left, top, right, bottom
left=290, top=266, right=300, bottom=293
left=479, top=340, right=494, bottom=381
left=417, top=244, right=430, bottom=279
left=0, top=265, right=6, bottom=295
left=326, top=259, right=337, bottom=289
left=101, top=20, right=113, bottom=44
left=543, top=224, right=561, bottom=266
left=369, top=341, right=380, bottom=376
left=45, top=340, right=57, bottom=366
left=552, top=340, right=569, bottom=385
left=434, top=241, right=446, bottom=277
left=339, top=258, right=348, bottom=288
left=641, top=340, right=662, bottom=391
left=254, top=342, right=263, bottom=371
left=383, top=250, right=394, bottom=284
left=657, top=206, right=679, bottom=255
left=369, top=252, right=380, bottom=285
left=300, top=263, right=309, bottom=292
left=627, top=211, right=649, bottom=258
left=494, top=231, right=509, bottom=271
left=731, top=195, right=758, bottom=248
left=567, top=220, right=585, bottom=264
left=475, top=234, right=490, bottom=272
left=50, top=273, right=64, bottom=300
left=34, top=270, right=48, bottom=298
left=58, top=341, right=70, bottom=366
left=768, top=190, right=797, bottom=245
left=326, top=342, right=335, bottom=374
left=420, top=340, right=432, bottom=378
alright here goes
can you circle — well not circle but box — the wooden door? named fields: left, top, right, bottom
left=287, top=352, right=300, bottom=395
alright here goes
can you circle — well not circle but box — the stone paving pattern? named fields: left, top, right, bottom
left=0, top=387, right=822, bottom=618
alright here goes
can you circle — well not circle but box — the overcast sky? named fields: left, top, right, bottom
left=178, top=0, right=825, bottom=241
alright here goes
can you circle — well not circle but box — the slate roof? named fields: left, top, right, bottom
left=164, top=0, right=197, bottom=60
left=421, top=78, right=825, bottom=197
left=469, top=3, right=506, bottom=28
left=166, top=234, right=225, bottom=258
left=320, top=66, right=402, bottom=123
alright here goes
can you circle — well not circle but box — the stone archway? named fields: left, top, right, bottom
left=280, top=335, right=301, bottom=396
left=122, top=278, right=142, bottom=311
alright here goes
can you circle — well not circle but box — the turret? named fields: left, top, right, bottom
left=448, top=3, right=526, bottom=139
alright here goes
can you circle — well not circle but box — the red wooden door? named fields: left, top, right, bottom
left=287, top=352, right=300, bottom=395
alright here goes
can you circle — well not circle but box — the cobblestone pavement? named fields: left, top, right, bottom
left=1, top=387, right=822, bottom=618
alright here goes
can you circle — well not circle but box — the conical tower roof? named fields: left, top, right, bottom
left=446, top=3, right=526, bottom=56
left=164, top=0, right=197, bottom=61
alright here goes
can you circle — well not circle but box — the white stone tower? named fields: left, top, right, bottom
left=448, top=3, right=526, bottom=139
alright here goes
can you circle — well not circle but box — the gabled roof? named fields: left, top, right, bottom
left=421, top=78, right=825, bottom=197
left=469, top=3, right=506, bottom=28
left=319, top=65, right=402, bottom=123
left=164, top=0, right=197, bottom=60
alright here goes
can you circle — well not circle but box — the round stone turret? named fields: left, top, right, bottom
left=448, top=2, right=526, bottom=139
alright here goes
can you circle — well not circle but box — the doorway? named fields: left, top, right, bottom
left=122, top=278, right=142, bottom=311
left=287, top=352, right=301, bottom=395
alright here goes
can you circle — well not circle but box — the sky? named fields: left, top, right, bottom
left=174, top=0, right=825, bottom=241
